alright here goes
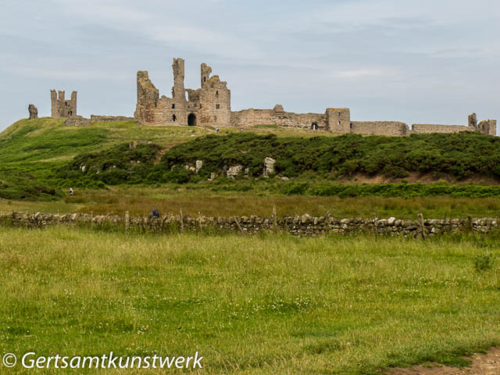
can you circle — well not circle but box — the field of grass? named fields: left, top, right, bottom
left=0, top=227, right=499, bottom=374
left=3, top=187, right=500, bottom=219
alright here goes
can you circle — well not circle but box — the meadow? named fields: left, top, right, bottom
left=0, top=227, right=499, bottom=374
left=3, top=186, right=500, bottom=220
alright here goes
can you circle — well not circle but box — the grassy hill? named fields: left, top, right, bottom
left=0, top=118, right=214, bottom=199
left=0, top=118, right=342, bottom=200
left=1, top=118, right=500, bottom=202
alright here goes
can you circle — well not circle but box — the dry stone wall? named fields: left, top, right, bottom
left=90, top=115, right=135, bottom=122
left=2, top=212, right=497, bottom=237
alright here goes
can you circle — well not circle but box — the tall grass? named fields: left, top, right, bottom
left=0, top=227, right=499, bottom=374
left=65, top=187, right=500, bottom=219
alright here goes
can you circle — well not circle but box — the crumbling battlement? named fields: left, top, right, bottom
left=134, top=58, right=231, bottom=127
left=478, top=120, right=497, bottom=136
left=51, top=90, right=77, bottom=118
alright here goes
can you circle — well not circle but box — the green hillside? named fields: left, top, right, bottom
left=1, top=118, right=500, bottom=201
left=0, top=118, right=213, bottom=199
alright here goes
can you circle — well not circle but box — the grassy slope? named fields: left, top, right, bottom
left=2, top=118, right=500, bottom=217
left=0, top=227, right=499, bottom=374
left=0, top=118, right=334, bottom=185
left=0, top=118, right=332, bottom=165
left=0, top=118, right=214, bottom=200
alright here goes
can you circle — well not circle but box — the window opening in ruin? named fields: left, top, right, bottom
left=216, top=91, right=219, bottom=96
left=68, top=111, right=73, bottom=117
left=216, top=104, right=221, bottom=109
left=338, top=121, right=341, bottom=126
left=312, top=123, right=318, bottom=130
left=204, top=77, right=206, bottom=82
left=188, top=113, right=197, bottom=126
left=200, top=104, right=202, bottom=109
left=172, top=114, right=177, bottom=122
left=172, top=104, right=175, bottom=109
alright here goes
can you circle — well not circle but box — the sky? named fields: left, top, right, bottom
left=0, top=0, right=498, bottom=131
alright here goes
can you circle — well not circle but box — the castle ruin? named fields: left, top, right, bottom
left=45, top=57, right=496, bottom=136
left=50, top=90, right=77, bottom=118
left=135, top=58, right=231, bottom=127
left=134, top=58, right=496, bottom=136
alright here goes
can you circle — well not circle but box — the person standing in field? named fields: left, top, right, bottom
left=69, top=187, right=74, bottom=196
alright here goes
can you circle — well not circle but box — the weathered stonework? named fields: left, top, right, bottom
left=44, top=57, right=496, bottom=137
left=351, top=121, right=409, bottom=136
left=64, top=117, right=90, bottom=127
left=131, top=58, right=496, bottom=136
left=411, top=124, right=472, bottom=134
left=90, top=115, right=135, bottom=122
left=135, top=58, right=231, bottom=127
left=3, top=212, right=498, bottom=238
left=230, top=108, right=326, bottom=130
left=51, top=90, right=77, bottom=118
left=477, top=120, right=497, bottom=136
left=28, top=104, right=38, bottom=120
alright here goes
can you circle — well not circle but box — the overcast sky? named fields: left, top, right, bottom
left=0, top=0, right=498, bottom=131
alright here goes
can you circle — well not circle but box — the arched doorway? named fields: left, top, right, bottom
left=311, top=123, right=318, bottom=130
left=188, top=113, right=197, bottom=126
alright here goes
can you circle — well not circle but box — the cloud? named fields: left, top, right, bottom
left=330, top=68, right=392, bottom=79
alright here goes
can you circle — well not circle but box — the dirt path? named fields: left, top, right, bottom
left=388, top=348, right=500, bottom=374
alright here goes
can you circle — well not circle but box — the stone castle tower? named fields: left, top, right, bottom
left=135, top=58, right=231, bottom=127
left=51, top=90, right=77, bottom=118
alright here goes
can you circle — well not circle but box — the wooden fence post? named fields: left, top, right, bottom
left=273, top=205, right=277, bottom=231
left=179, top=209, right=184, bottom=233
left=418, top=213, right=426, bottom=240
left=124, top=211, right=130, bottom=233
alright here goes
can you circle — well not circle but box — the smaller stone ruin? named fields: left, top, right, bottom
left=28, top=104, right=38, bottom=120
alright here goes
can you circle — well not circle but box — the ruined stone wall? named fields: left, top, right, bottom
left=351, top=121, right=410, bottom=136
left=231, top=106, right=326, bottom=130
left=51, top=90, right=77, bottom=118
left=64, top=117, right=90, bottom=127
left=90, top=115, right=136, bottom=122
left=134, top=71, right=160, bottom=124
left=2, top=212, right=498, bottom=238
left=411, top=124, right=472, bottom=134
left=478, top=120, right=497, bottom=136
